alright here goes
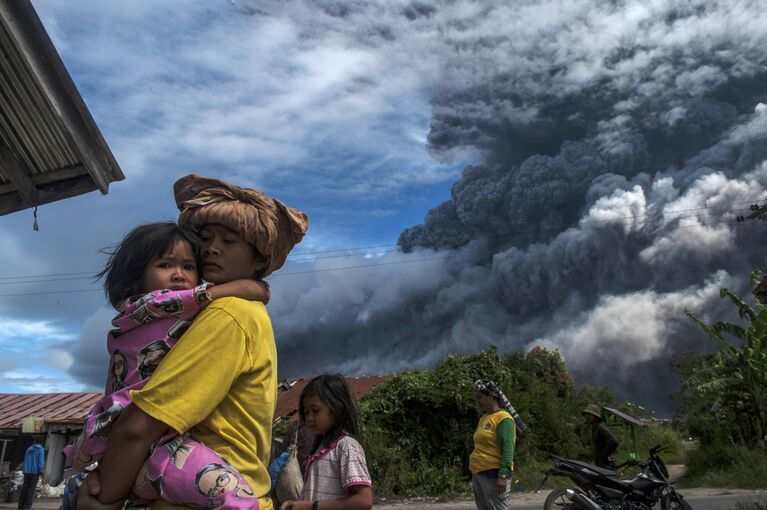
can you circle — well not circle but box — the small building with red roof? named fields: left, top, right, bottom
left=0, top=392, right=101, bottom=483
left=273, top=375, right=392, bottom=426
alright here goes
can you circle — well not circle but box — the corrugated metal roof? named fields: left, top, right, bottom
left=603, top=406, right=648, bottom=428
left=0, top=378, right=392, bottom=430
left=274, top=376, right=392, bottom=423
left=0, top=0, right=124, bottom=216
left=0, top=392, right=102, bottom=429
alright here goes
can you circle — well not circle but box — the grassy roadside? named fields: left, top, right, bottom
left=677, top=445, right=767, bottom=490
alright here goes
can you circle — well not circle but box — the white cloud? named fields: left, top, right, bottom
left=0, top=316, right=78, bottom=392
left=0, top=317, right=74, bottom=345
left=0, top=372, right=84, bottom=393
left=45, top=349, right=74, bottom=372
left=32, top=0, right=459, bottom=196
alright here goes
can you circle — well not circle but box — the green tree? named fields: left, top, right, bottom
left=684, top=270, right=767, bottom=443
left=355, top=347, right=681, bottom=496
left=358, top=347, right=596, bottom=495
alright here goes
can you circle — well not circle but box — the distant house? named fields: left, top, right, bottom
left=273, top=375, right=392, bottom=427
left=0, top=392, right=101, bottom=481
left=0, top=378, right=393, bottom=483
left=0, top=0, right=124, bottom=217
left=270, top=375, right=391, bottom=458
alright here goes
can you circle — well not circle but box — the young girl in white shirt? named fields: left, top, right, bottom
left=280, top=374, right=373, bottom=510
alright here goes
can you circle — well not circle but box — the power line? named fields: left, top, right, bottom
left=274, top=256, right=448, bottom=276
left=287, top=198, right=767, bottom=261
left=0, top=199, right=761, bottom=287
left=0, top=276, right=97, bottom=286
left=0, top=271, right=95, bottom=281
left=0, top=288, right=101, bottom=298
left=0, top=209, right=759, bottom=299
left=288, top=201, right=765, bottom=262
left=0, top=256, right=450, bottom=297
left=0, top=199, right=767, bottom=285
left=4, top=198, right=763, bottom=285
left=289, top=243, right=396, bottom=257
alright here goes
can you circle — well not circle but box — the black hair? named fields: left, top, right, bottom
left=96, top=222, right=202, bottom=309
left=299, top=374, right=360, bottom=449
left=477, top=389, right=498, bottom=403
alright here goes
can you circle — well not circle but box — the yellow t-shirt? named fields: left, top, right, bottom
left=469, top=410, right=512, bottom=473
left=131, top=297, right=276, bottom=510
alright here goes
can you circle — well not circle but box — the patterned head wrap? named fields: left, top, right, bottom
left=474, top=379, right=528, bottom=434
left=174, top=174, right=309, bottom=278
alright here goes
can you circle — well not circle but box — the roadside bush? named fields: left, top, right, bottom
left=362, top=420, right=468, bottom=497
left=686, top=442, right=740, bottom=473
left=356, top=347, right=677, bottom=497
left=683, top=444, right=767, bottom=488
left=400, top=462, right=468, bottom=498
left=636, top=423, right=685, bottom=464
left=514, top=456, right=564, bottom=491
left=359, top=347, right=603, bottom=496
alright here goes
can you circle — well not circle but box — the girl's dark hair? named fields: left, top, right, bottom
left=299, top=374, right=360, bottom=448
left=96, top=222, right=202, bottom=308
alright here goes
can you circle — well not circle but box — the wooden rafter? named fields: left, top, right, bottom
left=0, top=140, right=37, bottom=201
left=0, top=0, right=124, bottom=216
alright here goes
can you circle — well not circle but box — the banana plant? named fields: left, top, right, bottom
left=685, top=270, right=767, bottom=440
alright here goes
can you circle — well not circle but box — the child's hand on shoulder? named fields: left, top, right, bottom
left=207, top=279, right=270, bottom=304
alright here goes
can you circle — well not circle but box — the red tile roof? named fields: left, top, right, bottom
left=0, top=392, right=102, bottom=429
left=274, top=376, right=392, bottom=423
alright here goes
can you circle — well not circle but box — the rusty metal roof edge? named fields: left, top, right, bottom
left=0, top=392, right=102, bottom=428
left=0, top=0, right=125, bottom=194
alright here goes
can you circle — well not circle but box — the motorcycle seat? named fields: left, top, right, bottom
left=553, top=457, right=620, bottom=477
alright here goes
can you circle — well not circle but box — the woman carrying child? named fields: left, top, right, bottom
left=65, top=221, right=270, bottom=476
left=279, top=374, right=373, bottom=510
left=78, top=174, right=308, bottom=510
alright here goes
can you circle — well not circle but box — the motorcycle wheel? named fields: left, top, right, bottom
left=661, top=493, right=693, bottom=510
left=544, top=487, right=579, bottom=510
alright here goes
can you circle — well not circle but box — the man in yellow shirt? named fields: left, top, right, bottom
left=78, top=175, right=308, bottom=510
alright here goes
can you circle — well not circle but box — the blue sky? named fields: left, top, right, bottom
left=0, top=0, right=467, bottom=393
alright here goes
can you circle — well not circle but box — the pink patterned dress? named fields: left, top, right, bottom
left=64, top=286, right=258, bottom=510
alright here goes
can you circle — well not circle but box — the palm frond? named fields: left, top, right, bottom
left=750, top=269, right=764, bottom=290
left=685, top=309, right=724, bottom=341
left=720, top=288, right=757, bottom=321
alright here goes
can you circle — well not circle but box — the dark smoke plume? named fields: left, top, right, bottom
left=263, top=0, right=767, bottom=415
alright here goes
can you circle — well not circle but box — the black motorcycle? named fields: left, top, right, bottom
left=536, top=445, right=692, bottom=510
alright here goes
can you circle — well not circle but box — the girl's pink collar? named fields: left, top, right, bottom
left=303, top=433, right=348, bottom=477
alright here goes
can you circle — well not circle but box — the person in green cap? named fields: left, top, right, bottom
left=582, top=404, right=619, bottom=468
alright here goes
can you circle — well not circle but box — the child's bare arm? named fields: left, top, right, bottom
left=208, top=279, right=270, bottom=304
left=279, top=487, right=373, bottom=510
